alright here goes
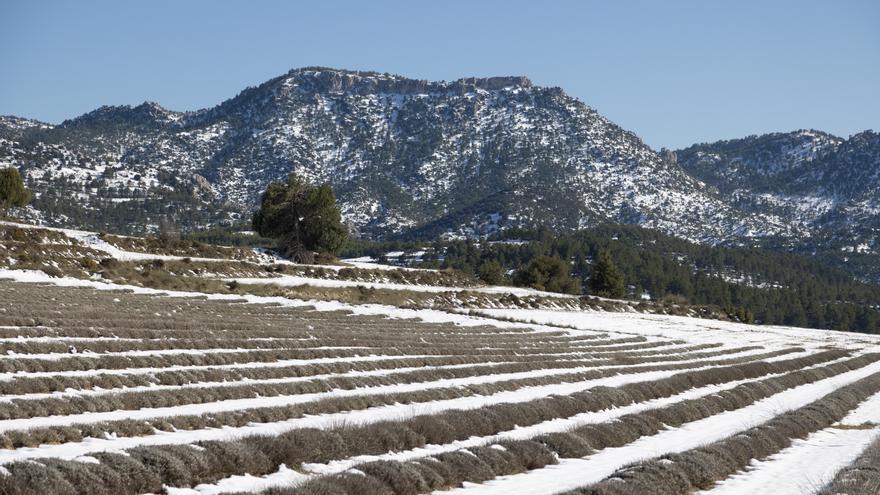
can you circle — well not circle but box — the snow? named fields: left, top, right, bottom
left=0, top=269, right=597, bottom=340
left=4, top=221, right=551, bottom=295
left=227, top=274, right=575, bottom=298
left=0, top=221, right=229, bottom=263
left=166, top=464, right=309, bottom=495
left=0, top=356, right=759, bottom=433
left=441, top=355, right=880, bottom=495
left=0, top=354, right=779, bottom=463
left=0, top=346, right=339, bottom=362
left=1, top=266, right=878, bottom=493
left=341, top=256, right=432, bottom=272
left=0, top=360, right=526, bottom=403
left=168, top=374, right=775, bottom=495
left=475, top=308, right=880, bottom=350
left=0, top=353, right=442, bottom=382
left=165, top=354, right=853, bottom=495
left=698, top=391, right=880, bottom=495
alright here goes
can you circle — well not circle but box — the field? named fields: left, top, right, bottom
left=0, top=224, right=879, bottom=494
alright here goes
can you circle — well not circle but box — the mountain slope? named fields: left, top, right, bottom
left=676, top=130, right=880, bottom=280
left=1, top=67, right=796, bottom=243
left=0, top=67, right=878, bottom=280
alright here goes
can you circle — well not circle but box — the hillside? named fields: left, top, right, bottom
left=2, top=67, right=878, bottom=280
left=341, top=223, right=880, bottom=333
left=677, top=130, right=880, bottom=279
left=0, top=223, right=879, bottom=495
left=0, top=68, right=819, bottom=243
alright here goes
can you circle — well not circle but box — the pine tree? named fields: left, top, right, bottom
left=590, top=249, right=625, bottom=298
left=299, top=183, right=348, bottom=255
left=0, top=167, right=31, bottom=214
left=478, top=260, right=505, bottom=285
left=252, top=174, right=347, bottom=262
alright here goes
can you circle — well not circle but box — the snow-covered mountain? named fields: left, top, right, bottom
left=677, top=130, right=880, bottom=249
left=0, top=68, right=877, bottom=256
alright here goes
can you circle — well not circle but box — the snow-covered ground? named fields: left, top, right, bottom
left=700, top=391, right=880, bottom=494
left=440, top=359, right=880, bottom=495
left=5, top=221, right=567, bottom=297
left=475, top=308, right=880, bottom=350
left=181, top=353, right=857, bottom=495
left=0, top=268, right=586, bottom=335
left=1, top=258, right=879, bottom=494
left=227, top=273, right=574, bottom=298
left=0, top=220, right=248, bottom=263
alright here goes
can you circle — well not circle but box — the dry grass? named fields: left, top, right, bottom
left=98, top=233, right=260, bottom=261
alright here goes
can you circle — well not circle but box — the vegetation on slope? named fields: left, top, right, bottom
left=343, top=224, right=880, bottom=333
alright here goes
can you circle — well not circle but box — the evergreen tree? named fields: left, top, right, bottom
left=514, top=255, right=581, bottom=294
left=478, top=260, right=505, bottom=285
left=339, top=223, right=880, bottom=333
left=590, top=249, right=625, bottom=298
left=253, top=174, right=347, bottom=262
left=0, top=167, right=31, bottom=213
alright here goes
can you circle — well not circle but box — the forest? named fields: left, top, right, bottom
left=341, top=224, right=880, bottom=334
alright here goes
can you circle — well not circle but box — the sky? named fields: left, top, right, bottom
left=1, top=0, right=878, bottom=149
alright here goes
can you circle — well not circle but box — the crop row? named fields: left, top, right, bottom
left=560, top=372, right=880, bottom=495
left=223, top=351, right=872, bottom=494
left=0, top=344, right=789, bottom=399
left=0, top=335, right=674, bottom=360
left=817, top=435, right=880, bottom=494
left=0, top=350, right=848, bottom=491
left=0, top=349, right=796, bottom=452
left=0, top=346, right=779, bottom=424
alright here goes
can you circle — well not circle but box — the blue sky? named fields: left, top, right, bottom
left=1, top=0, right=877, bottom=149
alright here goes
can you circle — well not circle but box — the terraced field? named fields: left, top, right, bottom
left=0, top=271, right=879, bottom=494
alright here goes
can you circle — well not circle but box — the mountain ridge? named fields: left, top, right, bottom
left=0, top=66, right=877, bottom=278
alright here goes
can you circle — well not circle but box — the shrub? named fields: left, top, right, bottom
left=40, top=459, right=126, bottom=495
left=358, top=461, right=430, bottom=494
left=127, top=446, right=195, bottom=486
left=513, top=255, right=581, bottom=295
left=478, top=260, right=505, bottom=285
left=0, top=461, right=77, bottom=495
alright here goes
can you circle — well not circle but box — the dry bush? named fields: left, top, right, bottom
left=278, top=440, right=556, bottom=495
left=539, top=354, right=878, bottom=463
left=0, top=277, right=869, bottom=495
left=358, top=460, right=432, bottom=494
left=0, top=461, right=77, bottom=495
left=258, top=428, right=348, bottom=467
left=818, top=437, right=880, bottom=494
left=199, top=440, right=275, bottom=478
left=39, top=459, right=128, bottom=495
left=536, top=431, right=594, bottom=458
left=269, top=471, right=394, bottom=495
left=0, top=349, right=845, bottom=451
left=90, top=452, right=163, bottom=493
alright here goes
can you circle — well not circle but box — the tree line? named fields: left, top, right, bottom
left=343, top=224, right=880, bottom=333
